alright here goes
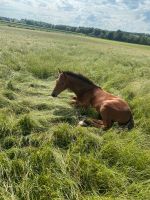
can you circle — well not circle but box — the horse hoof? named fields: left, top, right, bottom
left=78, top=120, right=88, bottom=127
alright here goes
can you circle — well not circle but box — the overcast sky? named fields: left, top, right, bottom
left=0, top=0, right=150, bottom=33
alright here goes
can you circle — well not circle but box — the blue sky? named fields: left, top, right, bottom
left=0, top=0, right=150, bottom=33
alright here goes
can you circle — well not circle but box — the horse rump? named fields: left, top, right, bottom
left=119, top=115, right=134, bottom=130
left=127, top=115, right=134, bottom=130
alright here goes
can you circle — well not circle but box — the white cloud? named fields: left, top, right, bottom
left=0, top=0, right=150, bottom=33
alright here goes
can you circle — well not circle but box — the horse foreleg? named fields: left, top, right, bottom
left=70, top=96, right=77, bottom=104
left=70, top=99, right=79, bottom=106
left=90, top=119, right=104, bottom=128
left=90, top=119, right=112, bottom=130
left=70, top=96, right=87, bottom=107
left=70, top=99, right=84, bottom=108
left=102, top=120, right=113, bottom=130
left=79, top=118, right=103, bottom=127
left=71, top=96, right=77, bottom=100
left=71, top=99, right=89, bottom=108
left=78, top=117, right=113, bottom=130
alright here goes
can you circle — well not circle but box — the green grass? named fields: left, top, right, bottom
left=0, top=25, right=150, bottom=200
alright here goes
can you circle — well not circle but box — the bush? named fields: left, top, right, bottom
left=52, top=124, right=77, bottom=149
left=3, top=91, right=16, bottom=100
left=0, top=95, right=9, bottom=108
left=10, top=102, right=30, bottom=115
left=71, top=128, right=103, bottom=154
left=2, top=136, right=18, bottom=149
left=78, top=156, right=127, bottom=194
left=6, top=81, right=15, bottom=90
left=18, top=115, right=34, bottom=136
left=101, top=142, right=121, bottom=166
left=0, top=113, right=16, bottom=138
left=11, top=159, right=26, bottom=182
left=27, top=65, right=53, bottom=79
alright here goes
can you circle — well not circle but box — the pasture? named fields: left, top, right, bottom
left=0, top=25, right=150, bottom=200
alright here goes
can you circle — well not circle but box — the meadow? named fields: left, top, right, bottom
left=0, top=25, right=150, bottom=200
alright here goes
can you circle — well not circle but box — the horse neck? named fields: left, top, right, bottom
left=66, top=76, right=96, bottom=96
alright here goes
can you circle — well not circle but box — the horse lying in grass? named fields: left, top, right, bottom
left=51, top=70, right=134, bottom=130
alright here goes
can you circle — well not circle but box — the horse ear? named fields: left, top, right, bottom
left=58, top=68, right=62, bottom=74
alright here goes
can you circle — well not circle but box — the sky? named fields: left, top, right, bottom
left=0, top=0, right=150, bottom=33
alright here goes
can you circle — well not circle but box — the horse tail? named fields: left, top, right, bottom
left=127, top=115, right=134, bottom=130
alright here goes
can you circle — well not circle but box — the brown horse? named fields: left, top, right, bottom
left=51, top=70, right=134, bottom=130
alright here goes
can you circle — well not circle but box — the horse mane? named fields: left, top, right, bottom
left=64, top=71, right=95, bottom=86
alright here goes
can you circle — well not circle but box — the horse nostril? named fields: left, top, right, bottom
left=51, top=93, right=57, bottom=97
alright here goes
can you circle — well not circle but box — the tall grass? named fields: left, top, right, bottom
left=0, top=25, right=150, bottom=200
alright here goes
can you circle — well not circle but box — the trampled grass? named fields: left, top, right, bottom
left=0, top=25, right=150, bottom=200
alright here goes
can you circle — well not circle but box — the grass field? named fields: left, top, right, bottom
left=0, top=25, right=150, bottom=200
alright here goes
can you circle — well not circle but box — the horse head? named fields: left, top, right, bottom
left=51, top=70, right=68, bottom=97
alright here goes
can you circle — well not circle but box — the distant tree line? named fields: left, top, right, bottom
left=1, top=16, right=150, bottom=45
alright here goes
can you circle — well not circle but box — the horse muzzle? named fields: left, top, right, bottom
left=51, top=93, right=57, bottom=97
